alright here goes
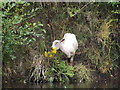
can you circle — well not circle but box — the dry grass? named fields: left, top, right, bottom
left=28, top=55, right=48, bottom=83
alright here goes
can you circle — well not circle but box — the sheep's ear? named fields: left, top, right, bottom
left=55, top=42, right=58, bottom=45
left=60, top=39, right=65, bottom=42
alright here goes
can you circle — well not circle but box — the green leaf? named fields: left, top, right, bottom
left=38, top=24, right=43, bottom=26
left=42, top=29, right=46, bottom=33
left=49, top=77, right=54, bottom=83
left=33, top=23, right=36, bottom=26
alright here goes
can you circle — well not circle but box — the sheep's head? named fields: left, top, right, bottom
left=52, top=40, right=60, bottom=50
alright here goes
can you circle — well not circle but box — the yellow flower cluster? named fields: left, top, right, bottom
left=51, top=47, right=57, bottom=54
left=44, top=47, right=57, bottom=58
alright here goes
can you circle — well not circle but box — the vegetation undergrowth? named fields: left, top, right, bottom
left=28, top=48, right=92, bottom=83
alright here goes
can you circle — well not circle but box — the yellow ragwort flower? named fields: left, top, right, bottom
left=49, top=54, right=53, bottom=58
left=44, top=51, right=48, bottom=57
left=52, top=47, right=56, bottom=50
left=47, top=51, right=51, bottom=54
left=44, top=49, right=55, bottom=58
left=51, top=49, right=56, bottom=54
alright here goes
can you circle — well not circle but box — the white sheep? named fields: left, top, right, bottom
left=52, top=33, right=78, bottom=64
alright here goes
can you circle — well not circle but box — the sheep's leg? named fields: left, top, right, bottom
left=67, top=57, right=73, bottom=66
left=67, top=54, right=74, bottom=65
left=70, top=56, right=74, bottom=66
left=67, top=58, right=71, bottom=63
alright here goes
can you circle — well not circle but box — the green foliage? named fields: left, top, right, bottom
left=84, top=14, right=119, bottom=74
left=68, top=7, right=80, bottom=17
left=109, top=2, right=120, bottom=14
left=2, top=2, right=46, bottom=60
left=45, top=57, right=74, bottom=83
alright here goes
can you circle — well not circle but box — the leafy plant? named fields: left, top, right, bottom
left=45, top=56, right=74, bottom=83
left=2, top=2, right=46, bottom=60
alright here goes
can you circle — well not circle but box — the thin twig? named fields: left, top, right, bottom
left=71, top=2, right=91, bottom=18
